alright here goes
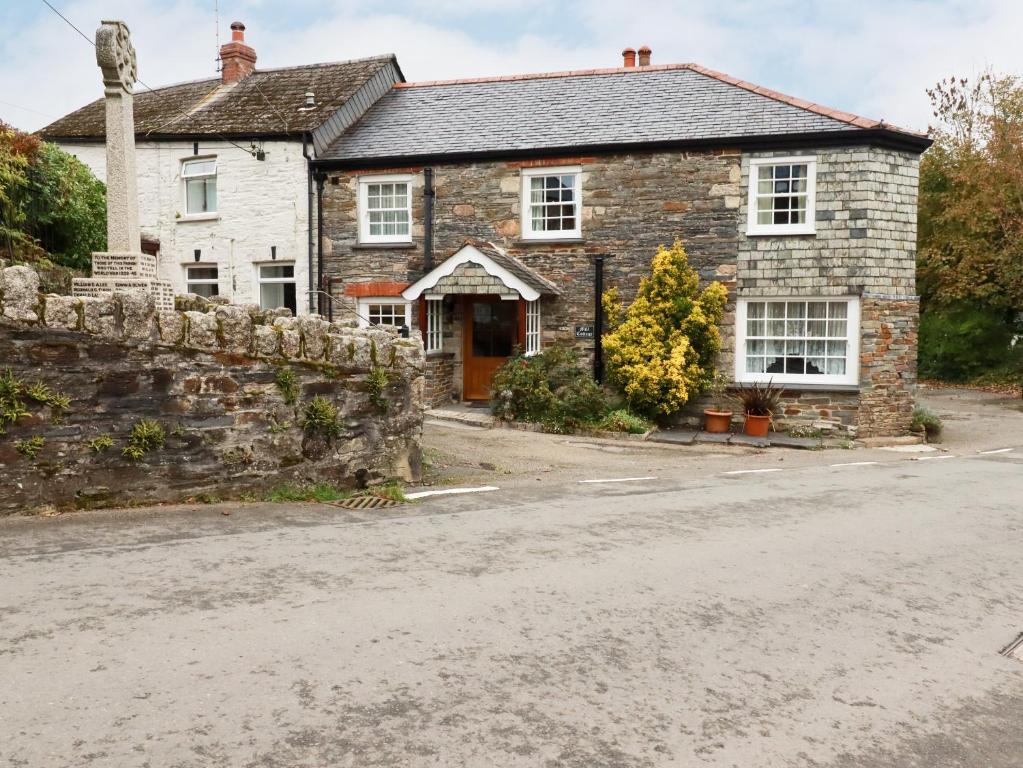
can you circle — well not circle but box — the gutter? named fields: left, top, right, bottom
left=315, top=171, right=327, bottom=316
left=312, top=127, right=933, bottom=171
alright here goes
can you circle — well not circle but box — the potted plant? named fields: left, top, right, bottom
left=735, top=380, right=782, bottom=437
left=703, top=372, right=734, bottom=434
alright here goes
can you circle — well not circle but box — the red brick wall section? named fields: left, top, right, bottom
left=857, top=296, right=919, bottom=437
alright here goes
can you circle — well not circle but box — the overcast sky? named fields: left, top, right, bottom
left=2, top=0, right=1021, bottom=134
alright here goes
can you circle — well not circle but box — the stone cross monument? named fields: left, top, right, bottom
left=73, top=20, right=173, bottom=310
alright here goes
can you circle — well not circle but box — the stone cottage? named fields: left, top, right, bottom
left=40, top=22, right=402, bottom=316
left=312, top=48, right=931, bottom=436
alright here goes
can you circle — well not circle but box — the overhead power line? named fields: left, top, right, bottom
left=38, top=0, right=260, bottom=158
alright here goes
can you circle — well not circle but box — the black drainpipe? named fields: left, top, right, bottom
left=314, top=172, right=326, bottom=316
left=302, top=134, right=315, bottom=313
left=593, top=254, right=608, bottom=383
left=423, top=167, right=435, bottom=273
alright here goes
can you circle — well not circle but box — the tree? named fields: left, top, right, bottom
left=918, top=73, right=1023, bottom=313
left=602, top=240, right=728, bottom=419
left=0, top=120, right=105, bottom=270
left=917, top=74, right=1023, bottom=385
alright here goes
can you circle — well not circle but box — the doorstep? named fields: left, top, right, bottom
left=425, top=405, right=496, bottom=428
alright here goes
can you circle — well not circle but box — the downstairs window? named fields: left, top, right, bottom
left=736, top=297, right=859, bottom=386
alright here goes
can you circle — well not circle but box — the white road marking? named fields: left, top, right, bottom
left=404, top=486, right=499, bottom=500
left=830, top=461, right=880, bottom=467
left=722, top=468, right=783, bottom=475
left=915, top=454, right=956, bottom=461
left=578, top=476, right=658, bottom=484
left=979, top=448, right=1014, bottom=455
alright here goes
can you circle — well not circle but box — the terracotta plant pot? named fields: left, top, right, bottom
left=703, top=409, right=733, bottom=434
left=744, top=413, right=771, bottom=437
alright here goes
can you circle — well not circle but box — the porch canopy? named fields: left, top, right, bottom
left=402, top=240, right=561, bottom=302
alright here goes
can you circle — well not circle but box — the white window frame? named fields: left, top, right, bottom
left=746, top=156, right=816, bottom=236
left=425, top=299, right=443, bottom=354
left=525, top=299, right=541, bottom=355
left=735, top=296, right=859, bottom=386
left=256, top=262, right=297, bottom=314
left=181, top=157, right=218, bottom=217
left=357, top=297, right=411, bottom=329
left=184, top=265, right=219, bottom=297
left=358, top=174, right=413, bottom=244
left=520, top=166, right=582, bottom=241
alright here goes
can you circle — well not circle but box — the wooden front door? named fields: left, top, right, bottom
left=463, top=297, right=520, bottom=400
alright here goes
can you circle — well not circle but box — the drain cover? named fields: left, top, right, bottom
left=999, top=632, right=1023, bottom=661
left=324, top=494, right=404, bottom=510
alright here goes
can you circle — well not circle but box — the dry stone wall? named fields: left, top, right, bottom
left=0, top=265, right=424, bottom=514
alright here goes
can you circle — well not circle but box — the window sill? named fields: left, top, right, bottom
left=352, top=242, right=416, bottom=250
left=733, top=380, right=859, bottom=392
left=745, top=228, right=816, bottom=238
left=177, top=213, right=220, bottom=223
left=515, top=237, right=584, bottom=245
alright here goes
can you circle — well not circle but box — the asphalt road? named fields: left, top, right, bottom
left=3, top=437, right=1023, bottom=767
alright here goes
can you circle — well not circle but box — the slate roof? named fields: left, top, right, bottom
left=321, top=63, right=929, bottom=163
left=40, top=55, right=398, bottom=140
left=466, top=240, right=562, bottom=296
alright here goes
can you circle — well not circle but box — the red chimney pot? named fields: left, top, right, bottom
left=622, top=47, right=637, bottom=68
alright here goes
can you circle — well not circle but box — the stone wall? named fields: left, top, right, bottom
left=0, top=266, right=424, bottom=514
left=857, top=295, right=919, bottom=436
left=424, top=353, right=456, bottom=407
left=321, top=149, right=743, bottom=358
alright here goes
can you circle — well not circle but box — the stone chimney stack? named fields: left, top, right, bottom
left=622, top=47, right=636, bottom=68
left=220, top=21, right=256, bottom=84
left=638, top=45, right=652, bottom=67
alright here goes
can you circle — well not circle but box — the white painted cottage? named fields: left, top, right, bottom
left=41, top=22, right=401, bottom=316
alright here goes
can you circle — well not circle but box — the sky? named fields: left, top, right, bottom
left=1, top=0, right=1021, bottom=134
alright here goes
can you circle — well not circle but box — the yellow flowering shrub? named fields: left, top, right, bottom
left=602, top=240, right=727, bottom=418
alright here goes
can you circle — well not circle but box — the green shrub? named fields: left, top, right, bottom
left=88, top=434, right=113, bottom=453
left=15, top=436, right=44, bottom=460
left=602, top=240, right=727, bottom=419
left=491, top=345, right=608, bottom=431
left=300, top=396, right=342, bottom=438
left=122, top=419, right=166, bottom=461
left=911, top=406, right=943, bottom=440
left=594, top=409, right=652, bottom=434
left=274, top=366, right=299, bottom=405
left=919, top=304, right=1018, bottom=382
left=0, top=369, right=70, bottom=432
left=366, top=367, right=390, bottom=412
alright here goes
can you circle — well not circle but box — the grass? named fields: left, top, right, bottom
left=265, top=481, right=408, bottom=504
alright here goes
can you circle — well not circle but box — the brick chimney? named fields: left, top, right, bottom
left=622, top=47, right=636, bottom=68
left=220, top=21, right=256, bottom=83
left=638, top=45, right=652, bottom=67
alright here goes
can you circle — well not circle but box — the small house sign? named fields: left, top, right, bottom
left=574, top=324, right=595, bottom=340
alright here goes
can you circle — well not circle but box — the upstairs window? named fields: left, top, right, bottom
left=747, top=157, right=816, bottom=236
left=359, top=175, right=412, bottom=243
left=521, top=166, right=581, bottom=240
left=182, top=158, right=217, bottom=215
left=185, top=266, right=219, bottom=298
